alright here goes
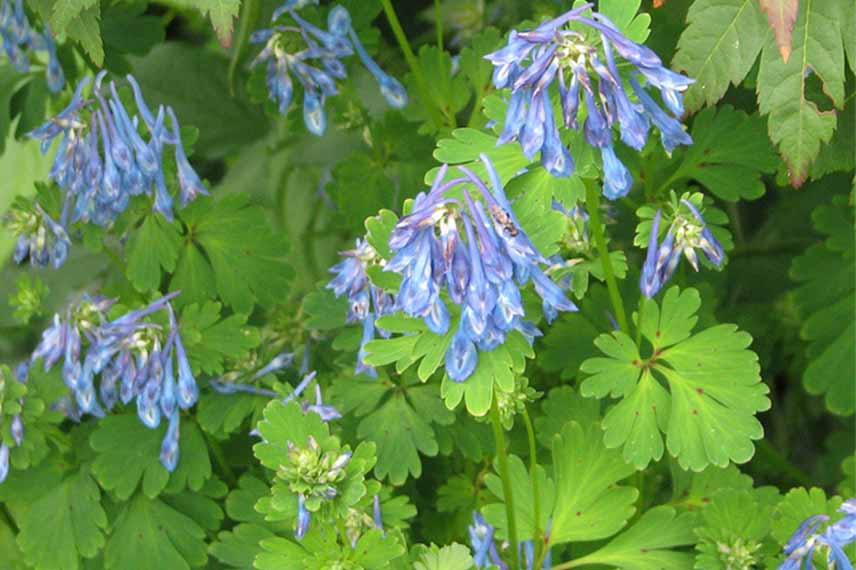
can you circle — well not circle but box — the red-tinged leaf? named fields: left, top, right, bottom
left=759, top=0, right=800, bottom=62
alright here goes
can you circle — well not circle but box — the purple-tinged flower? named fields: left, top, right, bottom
left=778, top=500, right=856, bottom=570
left=484, top=4, right=694, bottom=195
left=20, top=73, right=208, bottom=260
left=10, top=414, right=23, bottom=446
left=252, top=2, right=406, bottom=135
left=380, top=155, right=575, bottom=382
left=0, top=442, right=8, bottom=484
left=0, top=0, right=64, bottom=91
left=638, top=198, right=724, bottom=298
left=5, top=202, right=71, bottom=268
left=159, top=410, right=180, bottom=472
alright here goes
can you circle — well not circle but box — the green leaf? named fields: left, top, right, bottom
left=105, top=491, right=221, bottom=570
left=125, top=214, right=183, bottom=292
left=32, top=0, right=104, bottom=65
left=440, top=330, right=533, bottom=416
left=581, top=286, right=770, bottom=471
left=415, top=45, right=471, bottom=120
left=428, top=128, right=532, bottom=186
left=0, top=64, right=27, bottom=154
left=364, top=209, right=399, bottom=261
left=302, top=287, right=348, bottom=331
left=549, top=420, right=637, bottom=544
left=669, top=464, right=754, bottom=510
left=667, top=106, right=779, bottom=201
left=210, top=523, right=275, bottom=569
left=329, top=155, right=395, bottom=236
left=598, top=0, right=651, bottom=43
left=790, top=196, right=855, bottom=415
left=351, top=529, right=406, bottom=569
left=412, top=543, right=475, bottom=570
left=505, top=168, right=576, bottom=256
left=17, top=467, right=107, bottom=570
left=458, top=27, right=503, bottom=95
left=482, top=454, right=556, bottom=541
left=253, top=401, right=332, bottom=472
left=179, top=301, right=260, bottom=375
left=354, top=381, right=454, bottom=485
left=570, top=506, right=696, bottom=570
left=533, top=386, right=601, bottom=448
left=173, top=194, right=292, bottom=313
left=50, top=0, right=97, bottom=34
left=90, top=413, right=183, bottom=500
left=363, top=313, right=456, bottom=382
left=673, top=0, right=768, bottom=112
left=770, top=487, right=842, bottom=546
left=757, top=0, right=846, bottom=186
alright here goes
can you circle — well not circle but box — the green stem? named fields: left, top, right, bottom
left=379, top=0, right=447, bottom=130
left=0, top=504, right=18, bottom=533
left=635, top=295, right=647, bottom=346
left=584, top=180, right=629, bottom=335
left=203, top=431, right=237, bottom=487
left=490, top=395, right=520, bottom=570
left=434, top=0, right=443, bottom=50
left=227, top=0, right=260, bottom=95
left=521, top=407, right=542, bottom=556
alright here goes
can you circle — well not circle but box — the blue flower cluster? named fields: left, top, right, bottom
left=27, top=72, right=207, bottom=235
left=639, top=198, right=724, bottom=298
left=327, top=238, right=395, bottom=377
left=468, top=512, right=552, bottom=569
left=29, top=291, right=197, bottom=472
left=780, top=499, right=856, bottom=570
left=385, top=154, right=576, bottom=382
left=252, top=0, right=406, bottom=135
left=484, top=3, right=693, bottom=198
left=0, top=363, right=29, bottom=484
left=6, top=201, right=70, bottom=268
left=0, top=0, right=63, bottom=92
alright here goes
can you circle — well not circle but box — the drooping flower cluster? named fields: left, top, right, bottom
left=5, top=200, right=70, bottom=268
left=0, top=0, right=64, bottom=92
left=29, top=291, right=198, bottom=472
left=468, top=512, right=552, bottom=569
left=779, top=499, right=856, bottom=570
left=251, top=0, right=406, bottom=135
left=26, top=72, right=208, bottom=234
left=485, top=3, right=693, bottom=198
left=639, top=198, right=724, bottom=298
left=327, top=238, right=395, bottom=377
left=385, top=154, right=576, bottom=382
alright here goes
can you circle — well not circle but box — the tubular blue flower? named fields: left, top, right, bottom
left=295, top=494, right=311, bottom=539
left=0, top=0, right=64, bottom=91
left=0, top=442, right=8, bottom=484
left=639, top=199, right=724, bottom=298
left=373, top=495, right=385, bottom=534
left=485, top=4, right=694, bottom=194
left=253, top=2, right=406, bottom=135
left=159, top=411, right=180, bottom=472
left=5, top=202, right=71, bottom=268
left=600, top=145, right=633, bottom=199
left=778, top=501, right=856, bottom=570
left=379, top=156, right=576, bottom=382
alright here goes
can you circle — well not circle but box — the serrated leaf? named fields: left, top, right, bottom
left=50, top=0, right=97, bottom=33
left=125, top=214, right=182, bottom=292
left=210, top=523, right=275, bottom=569
left=253, top=400, right=331, bottom=472
left=303, top=287, right=348, bottom=331
left=505, top=168, right=574, bottom=256
left=771, top=487, right=842, bottom=545
left=160, top=0, right=239, bottom=46
left=790, top=197, right=855, bottom=415
left=673, top=0, right=769, bottom=112
left=757, top=0, right=846, bottom=186
left=571, top=506, right=696, bottom=570
left=104, top=491, right=220, bottom=570
left=17, top=467, right=107, bottom=570
left=581, top=286, right=770, bottom=471
left=666, top=106, right=779, bottom=201
left=759, top=0, right=800, bottom=62
left=179, top=301, right=260, bottom=375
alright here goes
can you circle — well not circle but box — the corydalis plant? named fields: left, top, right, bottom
left=5, top=199, right=70, bottom=269
left=24, top=72, right=208, bottom=257
left=779, top=499, right=856, bottom=570
left=485, top=3, right=693, bottom=197
left=251, top=0, right=407, bottom=135
left=0, top=0, right=63, bottom=92
left=26, top=291, right=197, bottom=473
left=384, top=154, right=576, bottom=382
left=327, top=238, right=395, bottom=377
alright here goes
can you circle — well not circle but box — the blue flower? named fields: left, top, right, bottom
left=638, top=198, right=724, bottom=298
left=779, top=500, right=856, bottom=570
left=295, top=493, right=311, bottom=539
left=252, top=2, right=406, bottom=136
left=485, top=3, right=693, bottom=196
left=0, top=442, right=8, bottom=484
left=5, top=202, right=70, bottom=268
left=26, top=291, right=195, bottom=472
left=383, top=155, right=575, bottom=382
left=0, top=0, right=64, bottom=91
